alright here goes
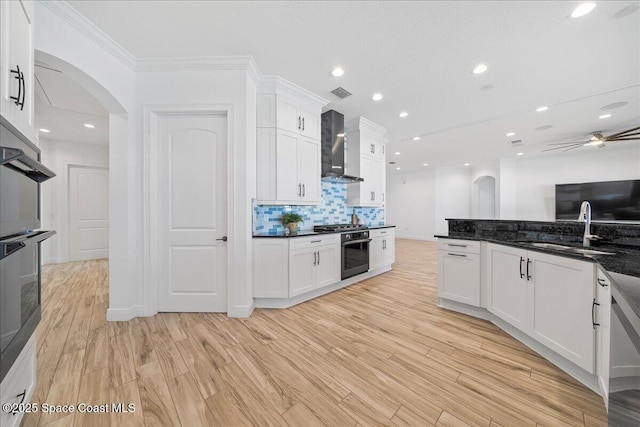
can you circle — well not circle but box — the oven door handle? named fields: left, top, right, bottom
left=1, top=146, right=56, bottom=183
left=0, top=230, right=56, bottom=260
left=342, top=238, right=372, bottom=246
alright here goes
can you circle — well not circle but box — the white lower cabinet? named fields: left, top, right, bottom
left=595, top=269, right=611, bottom=401
left=0, top=334, right=36, bottom=427
left=253, top=235, right=340, bottom=299
left=369, top=228, right=395, bottom=270
left=290, top=237, right=340, bottom=297
left=438, top=239, right=481, bottom=306
left=485, top=243, right=596, bottom=374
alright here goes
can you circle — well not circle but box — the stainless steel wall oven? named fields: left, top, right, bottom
left=0, top=116, right=55, bottom=382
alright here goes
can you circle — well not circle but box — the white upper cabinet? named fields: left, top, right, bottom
left=256, top=77, right=328, bottom=205
left=1, top=0, right=35, bottom=142
left=345, top=117, right=387, bottom=207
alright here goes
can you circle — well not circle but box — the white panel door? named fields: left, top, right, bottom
left=275, top=129, right=300, bottom=201
left=299, top=106, right=320, bottom=139
left=315, top=245, right=340, bottom=289
left=289, top=248, right=315, bottom=297
left=157, top=114, right=227, bottom=312
left=276, top=95, right=300, bottom=134
left=69, top=165, right=109, bottom=261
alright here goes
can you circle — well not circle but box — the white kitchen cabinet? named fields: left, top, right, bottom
left=486, top=243, right=530, bottom=331
left=529, top=251, right=595, bottom=374
left=370, top=228, right=395, bottom=270
left=253, top=239, right=289, bottom=298
left=0, top=334, right=36, bottom=427
left=275, top=94, right=321, bottom=139
left=595, top=268, right=611, bottom=400
left=256, top=78, right=327, bottom=205
left=438, top=239, right=481, bottom=306
left=0, top=0, right=35, bottom=142
left=290, top=235, right=340, bottom=297
left=345, top=117, right=387, bottom=207
left=486, top=243, right=596, bottom=373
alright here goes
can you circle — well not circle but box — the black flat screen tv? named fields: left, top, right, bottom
left=555, top=179, right=640, bottom=221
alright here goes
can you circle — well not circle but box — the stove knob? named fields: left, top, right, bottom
left=364, top=232, right=368, bottom=238
left=345, top=234, right=351, bottom=240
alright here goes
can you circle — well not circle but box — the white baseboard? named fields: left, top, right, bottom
left=45, top=257, right=66, bottom=265
left=106, top=305, right=145, bottom=321
left=255, top=266, right=392, bottom=309
left=228, top=302, right=255, bottom=318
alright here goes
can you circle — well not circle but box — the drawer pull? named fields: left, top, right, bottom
left=310, top=240, right=321, bottom=243
left=447, top=243, right=467, bottom=248
left=592, top=299, right=600, bottom=329
left=597, top=278, right=608, bottom=287
left=448, top=253, right=467, bottom=257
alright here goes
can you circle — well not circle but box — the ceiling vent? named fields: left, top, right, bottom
left=509, top=139, right=524, bottom=146
left=330, top=87, right=352, bottom=99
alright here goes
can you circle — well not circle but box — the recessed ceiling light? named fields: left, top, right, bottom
left=395, top=152, right=400, bottom=155
left=331, top=67, right=344, bottom=77
left=472, top=64, right=488, bottom=74
left=517, top=152, right=524, bottom=156
left=536, top=106, right=548, bottom=112
left=571, top=3, right=596, bottom=18
left=84, top=123, right=95, bottom=129
left=396, top=167, right=401, bottom=170
left=39, top=128, right=50, bottom=133
left=413, top=136, right=421, bottom=141
left=399, top=112, right=408, bottom=118
left=464, top=163, right=470, bottom=166
left=506, top=132, right=515, bottom=137
left=599, top=114, right=612, bottom=119
left=423, top=163, right=429, bottom=166
left=372, top=93, right=383, bottom=101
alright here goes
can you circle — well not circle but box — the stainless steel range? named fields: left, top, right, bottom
left=314, top=224, right=371, bottom=279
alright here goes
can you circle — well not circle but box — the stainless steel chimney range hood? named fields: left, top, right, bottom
left=321, top=110, right=363, bottom=183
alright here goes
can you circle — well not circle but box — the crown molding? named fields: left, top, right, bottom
left=136, top=55, right=261, bottom=77
left=345, top=116, right=387, bottom=135
left=257, top=76, right=329, bottom=108
left=40, top=0, right=136, bottom=71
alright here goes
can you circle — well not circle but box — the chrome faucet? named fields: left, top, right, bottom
left=577, top=201, right=601, bottom=247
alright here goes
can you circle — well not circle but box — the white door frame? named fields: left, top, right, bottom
left=143, top=104, right=235, bottom=316
left=64, top=161, right=109, bottom=263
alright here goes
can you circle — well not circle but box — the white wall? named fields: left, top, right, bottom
left=386, top=170, right=436, bottom=240
left=40, top=139, right=109, bottom=264
left=434, top=167, right=472, bottom=235
left=387, top=144, right=640, bottom=237
left=515, top=145, right=640, bottom=220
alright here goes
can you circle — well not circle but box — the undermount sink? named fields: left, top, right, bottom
left=524, top=242, right=615, bottom=256
left=527, top=242, right=572, bottom=250
left=568, top=248, right=615, bottom=256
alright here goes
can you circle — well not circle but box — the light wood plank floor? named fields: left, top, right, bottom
left=22, top=239, right=607, bottom=427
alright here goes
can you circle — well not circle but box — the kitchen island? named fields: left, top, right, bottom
left=436, top=219, right=640, bottom=422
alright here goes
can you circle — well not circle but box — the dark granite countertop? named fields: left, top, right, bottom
left=435, top=232, right=640, bottom=319
left=253, top=224, right=396, bottom=238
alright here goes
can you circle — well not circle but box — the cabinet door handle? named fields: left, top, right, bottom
left=302, top=183, right=305, bottom=197
left=298, top=183, right=301, bottom=197
left=313, top=251, right=317, bottom=265
left=383, top=240, right=386, bottom=250
left=298, top=116, right=301, bottom=130
left=592, top=299, right=600, bottom=329
left=526, top=258, right=532, bottom=281
left=597, top=278, right=608, bottom=287
left=382, top=192, right=384, bottom=202
left=519, top=257, right=524, bottom=279
left=302, top=117, right=305, bottom=131
left=447, top=253, right=467, bottom=257
left=19, top=71, right=25, bottom=110
left=317, top=251, right=320, bottom=265
left=10, top=66, right=25, bottom=110
left=371, top=144, right=374, bottom=154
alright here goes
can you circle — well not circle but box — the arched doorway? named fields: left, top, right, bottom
left=475, top=175, right=496, bottom=219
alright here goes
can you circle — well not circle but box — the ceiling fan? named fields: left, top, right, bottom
left=542, top=126, right=640, bottom=152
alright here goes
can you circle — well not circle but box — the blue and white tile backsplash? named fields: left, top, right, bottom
left=253, top=182, right=385, bottom=234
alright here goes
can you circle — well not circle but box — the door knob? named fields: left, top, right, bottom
left=216, top=236, right=228, bottom=242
